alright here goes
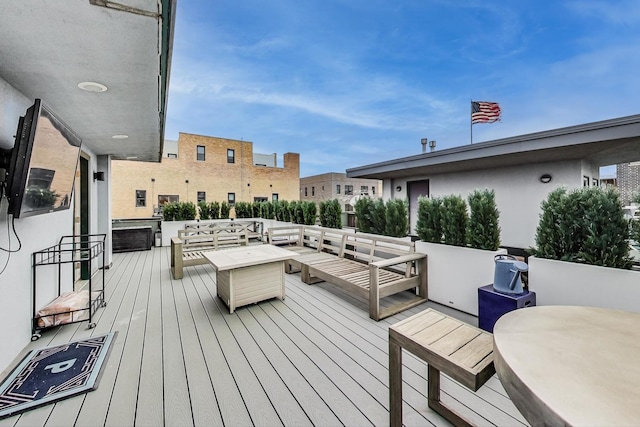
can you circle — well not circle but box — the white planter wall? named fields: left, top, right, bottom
left=416, top=242, right=507, bottom=315
left=528, top=256, right=640, bottom=312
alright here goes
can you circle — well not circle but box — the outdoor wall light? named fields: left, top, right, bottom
left=93, top=171, right=105, bottom=181
left=185, top=179, right=189, bottom=183
left=396, top=186, right=402, bottom=192
left=539, top=174, right=552, bottom=184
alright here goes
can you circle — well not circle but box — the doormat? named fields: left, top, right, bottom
left=0, top=332, right=116, bottom=419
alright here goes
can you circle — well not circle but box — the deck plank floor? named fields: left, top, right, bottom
left=0, top=247, right=527, bottom=427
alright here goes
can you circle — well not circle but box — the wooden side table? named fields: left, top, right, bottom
left=389, top=308, right=495, bottom=426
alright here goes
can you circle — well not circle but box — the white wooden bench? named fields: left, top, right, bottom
left=389, top=308, right=495, bottom=426
left=268, top=225, right=428, bottom=321
left=171, top=223, right=249, bottom=279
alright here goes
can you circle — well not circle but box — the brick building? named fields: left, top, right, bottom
left=112, top=133, right=300, bottom=218
left=617, top=162, right=640, bottom=205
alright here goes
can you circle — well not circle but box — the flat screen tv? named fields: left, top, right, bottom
left=3, top=99, right=82, bottom=218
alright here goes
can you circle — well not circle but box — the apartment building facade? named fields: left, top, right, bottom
left=300, top=172, right=382, bottom=226
left=112, top=133, right=300, bottom=218
left=617, top=162, right=640, bottom=205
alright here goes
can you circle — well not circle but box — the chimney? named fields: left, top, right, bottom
left=429, top=140, right=436, bottom=152
left=421, top=138, right=428, bottom=153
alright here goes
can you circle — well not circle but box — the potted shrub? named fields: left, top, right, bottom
left=529, top=186, right=639, bottom=310
left=220, top=201, right=230, bottom=219
left=467, top=189, right=501, bottom=251
left=415, top=191, right=506, bottom=315
left=161, top=201, right=197, bottom=246
left=385, top=198, right=409, bottom=238
left=320, top=199, right=342, bottom=229
left=354, top=197, right=375, bottom=233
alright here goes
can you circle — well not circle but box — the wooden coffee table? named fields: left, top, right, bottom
left=494, top=305, right=640, bottom=426
left=203, top=245, right=297, bottom=313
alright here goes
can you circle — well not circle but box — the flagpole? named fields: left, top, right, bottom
left=470, top=99, right=473, bottom=144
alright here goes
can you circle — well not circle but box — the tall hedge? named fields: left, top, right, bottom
left=415, top=196, right=443, bottom=243
left=441, top=195, right=468, bottom=247
left=385, top=198, right=409, bottom=237
left=320, top=199, right=342, bottom=229
left=220, top=201, right=230, bottom=219
left=355, top=197, right=375, bottom=233
left=534, top=186, right=632, bottom=269
left=467, top=189, right=501, bottom=250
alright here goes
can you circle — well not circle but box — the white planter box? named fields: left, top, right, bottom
left=528, top=256, right=640, bottom=312
left=416, top=242, right=507, bottom=315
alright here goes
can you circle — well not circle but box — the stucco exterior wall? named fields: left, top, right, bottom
left=391, top=160, right=600, bottom=249
left=111, top=133, right=300, bottom=219
left=0, top=77, right=104, bottom=371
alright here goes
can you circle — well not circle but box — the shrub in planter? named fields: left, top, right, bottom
left=234, top=202, right=252, bottom=218
left=261, top=201, right=275, bottom=219
left=288, top=201, right=305, bottom=224
left=371, top=198, right=387, bottom=235
left=275, top=200, right=290, bottom=222
left=534, top=186, right=632, bottom=269
left=198, top=201, right=210, bottom=220
left=209, top=201, right=220, bottom=219
left=467, top=189, right=501, bottom=250
left=252, top=202, right=262, bottom=218
left=385, top=198, right=409, bottom=237
left=415, top=196, right=443, bottom=243
left=320, top=199, right=342, bottom=228
left=177, top=202, right=197, bottom=221
left=302, top=201, right=317, bottom=225
left=162, top=201, right=179, bottom=221
left=441, top=195, right=468, bottom=246
left=355, top=197, right=375, bottom=233
left=220, top=201, right=230, bottom=219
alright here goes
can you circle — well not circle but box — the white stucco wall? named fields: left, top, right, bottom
left=0, top=79, right=105, bottom=372
left=392, top=160, right=599, bottom=249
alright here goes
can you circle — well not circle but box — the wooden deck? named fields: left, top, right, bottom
left=0, top=247, right=528, bottom=426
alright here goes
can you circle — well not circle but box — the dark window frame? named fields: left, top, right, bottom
left=136, top=189, right=147, bottom=207
left=227, top=148, right=235, bottom=164
left=196, top=145, right=206, bottom=161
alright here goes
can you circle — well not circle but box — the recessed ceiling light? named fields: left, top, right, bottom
left=77, top=81, right=108, bottom=92
left=112, top=134, right=129, bottom=139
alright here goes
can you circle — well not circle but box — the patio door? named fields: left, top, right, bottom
left=407, top=180, right=429, bottom=235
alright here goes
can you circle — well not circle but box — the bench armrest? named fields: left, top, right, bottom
left=370, top=252, right=426, bottom=268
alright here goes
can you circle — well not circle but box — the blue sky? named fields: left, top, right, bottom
left=165, top=1, right=640, bottom=178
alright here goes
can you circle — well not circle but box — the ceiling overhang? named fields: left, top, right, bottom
left=0, top=0, right=176, bottom=162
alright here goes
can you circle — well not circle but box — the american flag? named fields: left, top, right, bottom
left=471, top=101, right=501, bottom=124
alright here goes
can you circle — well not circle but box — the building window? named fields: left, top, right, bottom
left=197, top=191, right=206, bottom=203
left=372, top=186, right=376, bottom=195
left=228, top=192, right=235, bottom=205
left=345, top=185, right=353, bottom=195
left=196, top=145, right=205, bottom=161
left=167, top=153, right=177, bottom=159
left=272, top=193, right=279, bottom=201
left=336, top=184, right=341, bottom=194
left=305, top=187, right=308, bottom=197
left=312, top=186, right=315, bottom=196
left=158, top=195, right=179, bottom=206
left=361, top=185, right=368, bottom=194
left=227, top=149, right=235, bottom=163
left=136, top=190, right=146, bottom=207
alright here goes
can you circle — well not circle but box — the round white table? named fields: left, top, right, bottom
left=493, top=305, right=640, bottom=426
